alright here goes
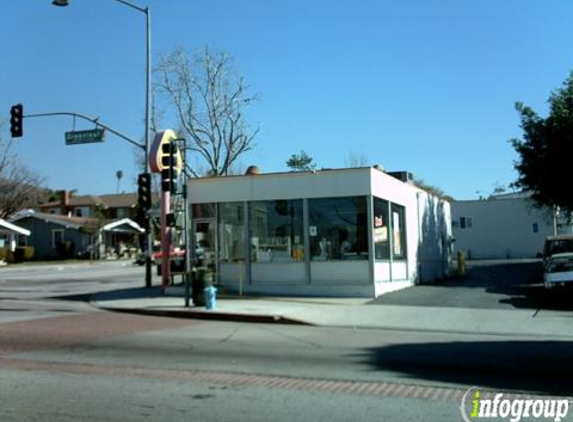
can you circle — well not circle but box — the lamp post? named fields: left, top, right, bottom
left=53, top=0, right=153, bottom=288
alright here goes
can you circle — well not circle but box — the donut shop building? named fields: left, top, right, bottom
left=188, top=167, right=452, bottom=298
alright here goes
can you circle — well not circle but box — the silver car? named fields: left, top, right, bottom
left=543, top=235, right=573, bottom=289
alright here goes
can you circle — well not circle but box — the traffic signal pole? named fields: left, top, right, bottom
left=160, top=190, right=171, bottom=288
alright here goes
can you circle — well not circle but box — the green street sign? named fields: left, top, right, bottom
left=65, top=129, right=105, bottom=145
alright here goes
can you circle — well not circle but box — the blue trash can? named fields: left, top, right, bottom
left=204, top=285, right=217, bottom=310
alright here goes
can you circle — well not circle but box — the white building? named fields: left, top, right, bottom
left=187, top=167, right=452, bottom=298
left=452, top=192, right=571, bottom=260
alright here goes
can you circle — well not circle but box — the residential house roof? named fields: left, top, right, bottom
left=39, top=192, right=142, bottom=210
left=101, top=218, right=144, bottom=233
left=39, top=195, right=106, bottom=209
left=97, top=193, right=138, bottom=208
left=0, top=219, right=30, bottom=236
left=10, top=210, right=101, bottom=230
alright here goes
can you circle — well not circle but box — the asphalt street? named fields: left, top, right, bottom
left=369, top=260, right=573, bottom=311
left=0, top=261, right=572, bottom=422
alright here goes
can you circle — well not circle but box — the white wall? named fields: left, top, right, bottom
left=188, top=169, right=371, bottom=203
left=251, top=263, right=306, bottom=284
left=452, top=198, right=554, bottom=259
left=370, top=169, right=452, bottom=284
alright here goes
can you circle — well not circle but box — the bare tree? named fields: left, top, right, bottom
left=155, top=47, right=259, bottom=177
left=344, top=151, right=369, bottom=168
left=0, top=121, right=44, bottom=218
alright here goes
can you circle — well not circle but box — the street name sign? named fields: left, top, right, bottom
left=65, top=129, right=105, bottom=145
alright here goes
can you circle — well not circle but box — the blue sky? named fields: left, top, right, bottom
left=2, top=0, right=573, bottom=199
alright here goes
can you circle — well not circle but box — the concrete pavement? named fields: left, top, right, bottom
left=91, top=287, right=573, bottom=338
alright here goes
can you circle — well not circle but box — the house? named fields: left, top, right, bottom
left=39, top=191, right=139, bottom=220
left=0, top=218, right=31, bottom=248
left=452, top=192, right=573, bottom=260
left=0, top=218, right=31, bottom=262
left=187, top=166, right=453, bottom=298
left=10, top=210, right=144, bottom=260
left=10, top=210, right=100, bottom=259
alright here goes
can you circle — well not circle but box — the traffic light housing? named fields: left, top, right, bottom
left=137, top=172, right=152, bottom=210
left=161, top=142, right=177, bottom=193
left=135, top=206, right=149, bottom=230
left=136, top=173, right=151, bottom=231
left=10, top=104, right=23, bottom=138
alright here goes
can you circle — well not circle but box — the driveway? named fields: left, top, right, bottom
left=369, top=260, right=573, bottom=311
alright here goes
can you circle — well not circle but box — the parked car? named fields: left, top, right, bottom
left=543, top=235, right=573, bottom=289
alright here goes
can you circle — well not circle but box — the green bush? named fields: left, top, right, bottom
left=22, top=246, right=35, bottom=260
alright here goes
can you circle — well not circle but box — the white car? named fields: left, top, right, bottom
left=543, top=235, right=573, bottom=289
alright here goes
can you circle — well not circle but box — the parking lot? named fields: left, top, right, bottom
left=369, top=260, right=573, bottom=311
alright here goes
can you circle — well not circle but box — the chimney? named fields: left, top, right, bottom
left=60, top=190, right=71, bottom=208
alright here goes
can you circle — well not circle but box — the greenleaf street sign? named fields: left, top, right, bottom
left=65, top=129, right=105, bottom=145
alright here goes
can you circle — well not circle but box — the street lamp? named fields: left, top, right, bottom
left=53, top=0, right=153, bottom=288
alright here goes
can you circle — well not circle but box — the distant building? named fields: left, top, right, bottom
left=187, top=167, right=453, bottom=298
left=10, top=210, right=143, bottom=260
left=452, top=192, right=572, bottom=260
left=39, top=191, right=140, bottom=220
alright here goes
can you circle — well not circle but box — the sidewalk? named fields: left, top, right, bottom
left=91, top=288, right=573, bottom=338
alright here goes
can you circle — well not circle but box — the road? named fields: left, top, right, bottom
left=370, top=259, right=573, bottom=311
left=0, top=261, right=572, bottom=422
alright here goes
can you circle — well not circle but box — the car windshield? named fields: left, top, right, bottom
left=547, top=239, right=573, bottom=255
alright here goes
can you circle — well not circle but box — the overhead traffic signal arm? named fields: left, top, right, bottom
left=17, top=110, right=144, bottom=150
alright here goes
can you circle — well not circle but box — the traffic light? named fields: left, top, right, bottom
left=136, top=173, right=151, bottom=231
left=10, top=104, right=23, bottom=138
left=137, top=172, right=152, bottom=210
left=135, top=206, right=149, bottom=230
left=161, top=142, right=177, bottom=193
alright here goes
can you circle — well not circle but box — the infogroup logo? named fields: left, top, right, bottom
left=460, top=387, right=571, bottom=422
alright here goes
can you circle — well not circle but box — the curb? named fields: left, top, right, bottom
left=95, top=305, right=314, bottom=326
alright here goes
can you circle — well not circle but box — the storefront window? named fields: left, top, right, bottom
left=308, top=197, right=368, bottom=261
left=249, top=200, right=304, bottom=263
left=219, top=202, right=245, bottom=262
left=391, top=203, right=407, bottom=260
left=373, top=197, right=390, bottom=260
left=192, top=203, right=216, bottom=219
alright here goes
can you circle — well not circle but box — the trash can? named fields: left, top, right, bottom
left=192, top=267, right=206, bottom=306
left=204, top=285, right=217, bottom=310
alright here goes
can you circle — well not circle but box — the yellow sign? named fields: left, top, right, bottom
left=149, top=129, right=183, bottom=174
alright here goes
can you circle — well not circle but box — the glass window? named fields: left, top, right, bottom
left=249, top=200, right=304, bottom=263
left=193, top=203, right=216, bottom=219
left=373, top=197, right=390, bottom=260
left=308, top=196, right=368, bottom=261
left=17, top=235, right=27, bottom=247
left=391, top=204, right=407, bottom=260
left=460, top=217, right=466, bottom=229
left=219, top=202, right=245, bottom=262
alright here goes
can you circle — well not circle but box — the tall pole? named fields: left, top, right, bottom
left=144, top=6, right=153, bottom=288
left=52, top=0, right=154, bottom=289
